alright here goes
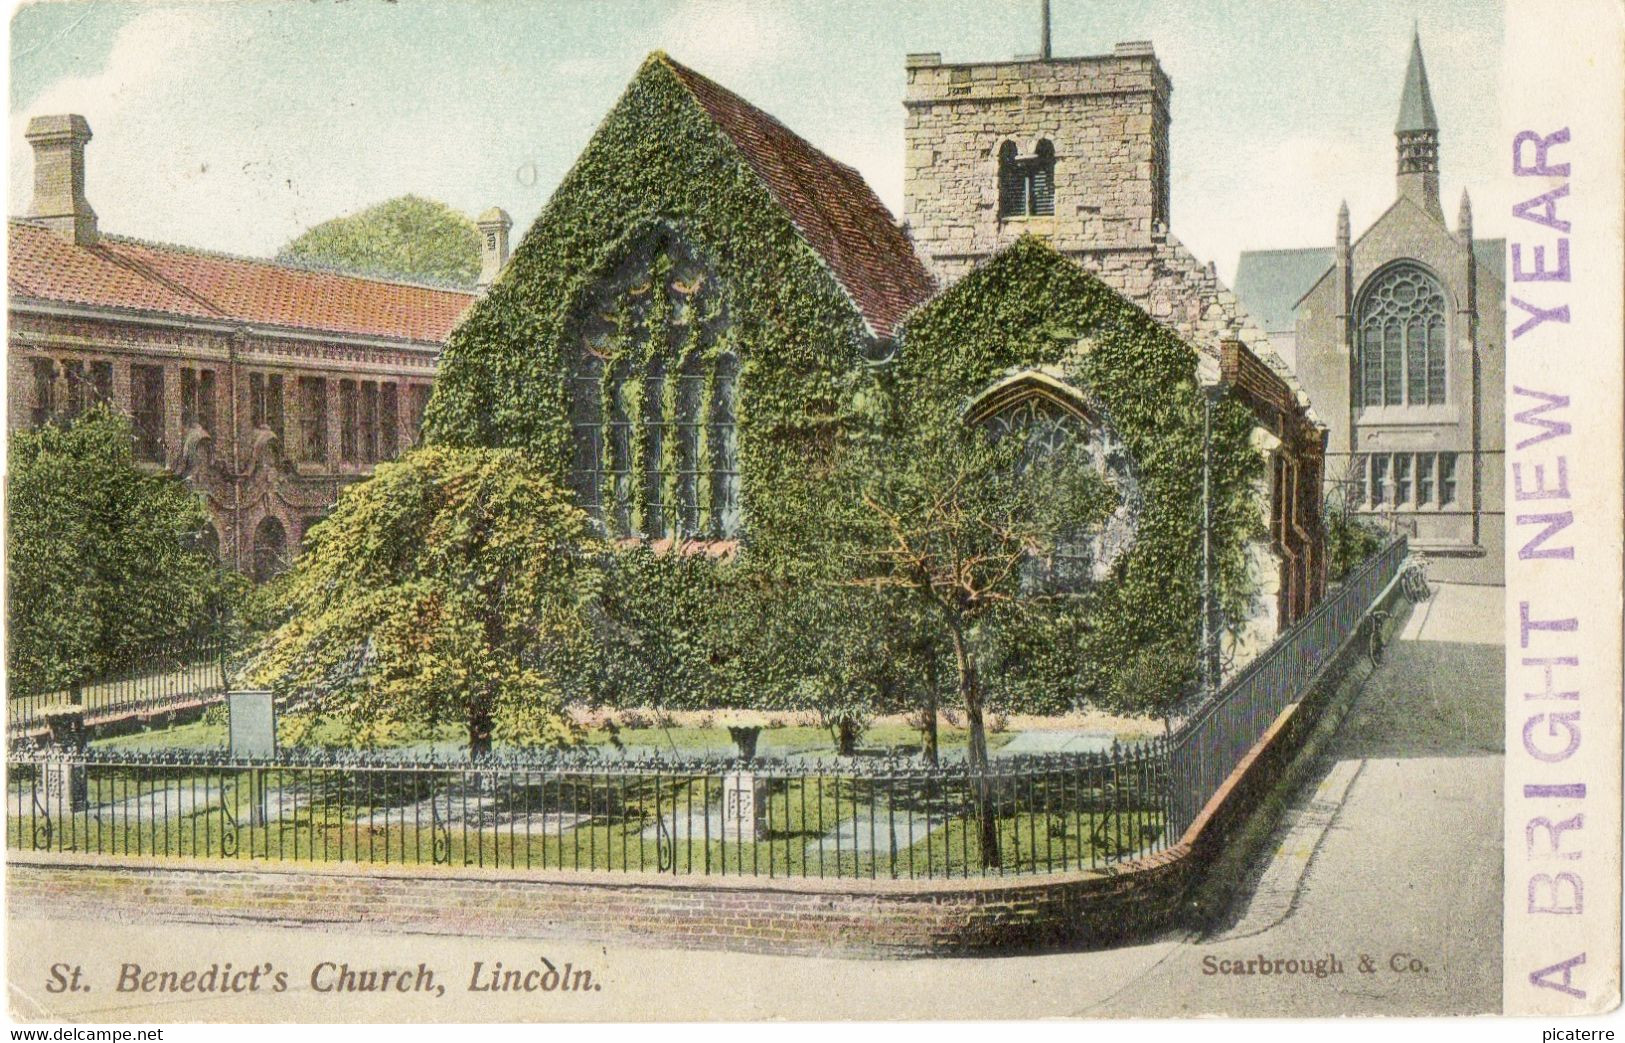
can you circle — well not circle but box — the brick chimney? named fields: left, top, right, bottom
left=26, top=114, right=98, bottom=246
left=476, top=207, right=512, bottom=291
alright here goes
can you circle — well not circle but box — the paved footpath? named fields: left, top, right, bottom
left=9, top=585, right=1505, bottom=1022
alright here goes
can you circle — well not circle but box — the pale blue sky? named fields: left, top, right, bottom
left=8, top=0, right=1504, bottom=283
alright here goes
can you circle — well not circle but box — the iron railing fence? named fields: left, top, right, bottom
left=1166, top=536, right=1407, bottom=835
left=8, top=633, right=231, bottom=733
left=6, top=543, right=1404, bottom=879
left=7, top=744, right=1171, bottom=880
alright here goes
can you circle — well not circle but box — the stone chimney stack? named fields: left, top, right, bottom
left=476, top=207, right=512, bottom=291
left=26, top=114, right=98, bottom=246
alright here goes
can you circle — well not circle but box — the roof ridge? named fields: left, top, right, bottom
left=110, top=232, right=479, bottom=295
left=649, top=51, right=935, bottom=339
left=9, top=220, right=475, bottom=297
left=1238, top=245, right=1336, bottom=257
left=655, top=53, right=869, bottom=184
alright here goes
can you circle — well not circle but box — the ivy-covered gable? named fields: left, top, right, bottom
left=891, top=237, right=1266, bottom=710
left=425, top=53, right=928, bottom=552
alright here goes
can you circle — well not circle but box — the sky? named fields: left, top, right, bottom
left=8, top=0, right=1505, bottom=284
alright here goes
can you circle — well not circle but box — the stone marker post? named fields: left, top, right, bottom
left=721, top=769, right=767, bottom=845
left=40, top=705, right=89, bottom=812
left=228, top=690, right=277, bottom=828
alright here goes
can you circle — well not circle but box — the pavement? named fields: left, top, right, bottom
left=8, top=584, right=1506, bottom=1021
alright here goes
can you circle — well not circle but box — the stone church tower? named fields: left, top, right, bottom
left=902, top=37, right=1170, bottom=283
left=900, top=5, right=1289, bottom=384
left=901, top=4, right=1328, bottom=647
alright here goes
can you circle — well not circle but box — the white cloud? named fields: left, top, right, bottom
left=9, top=7, right=226, bottom=226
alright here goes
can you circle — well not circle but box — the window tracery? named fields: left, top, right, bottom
left=567, top=229, right=740, bottom=540
left=1357, top=263, right=1447, bottom=407
left=979, top=390, right=1141, bottom=594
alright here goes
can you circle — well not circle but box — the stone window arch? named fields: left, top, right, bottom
left=966, top=370, right=1141, bottom=593
left=1356, top=261, right=1447, bottom=407
left=566, top=227, right=740, bottom=540
left=998, top=139, right=1056, bottom=219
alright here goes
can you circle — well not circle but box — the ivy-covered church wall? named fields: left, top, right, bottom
left=888, top=237, right=1266, bottom=715
left=423, top=52, right=874, bottom=564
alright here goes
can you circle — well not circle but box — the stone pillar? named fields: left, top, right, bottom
left=721, top=770, right=767, bottom=845
left=324, top=377, right=341, bottom=470
left=40, top=706, right=89, bottom=812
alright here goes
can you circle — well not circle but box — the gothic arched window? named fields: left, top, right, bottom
left=566, top=228, right=740, bottom=540
left=970, top=375, right=1141, bottom=594
left=1356, top=262, right=1447, bottom=407
left=998, top=139, right=1056, bottom=219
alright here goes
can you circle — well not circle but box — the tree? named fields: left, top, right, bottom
left=277, top=195, right=482, bottom=287
left=242, top=447, right=603, bottom=756
left=570, top=544, right=743, bottom=715
left=839, top=427, right=1114, bottom=863
left=7, top=407, right=229, bottom=694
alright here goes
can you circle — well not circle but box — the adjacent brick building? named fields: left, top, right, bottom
left=1234, top=35, right=1505, bottom=585
left=7, top=115, right=481, bottom=578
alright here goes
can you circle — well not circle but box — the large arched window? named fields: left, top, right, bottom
left=998, top=139, right=1056, bottom=219
left=969, top=372, right=1141, bottom=594
left=566, top=228, right=740, bottom=540
left=1356, top=262, right=1447, bottom=407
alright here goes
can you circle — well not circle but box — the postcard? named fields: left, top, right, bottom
left=4, top=0, right=1620, bottom=1027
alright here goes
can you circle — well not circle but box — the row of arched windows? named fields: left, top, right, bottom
left=1356, top=262, right=1447, bottom=408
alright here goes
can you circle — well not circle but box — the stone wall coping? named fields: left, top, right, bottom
left=5, top=847, right=1135, bottom=899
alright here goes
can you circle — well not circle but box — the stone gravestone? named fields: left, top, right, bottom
left=228, top=690, right=277, bottom=758
left=721, top=769, right=767, bottom=845
left=228, top=690, right=277, bottom=827
left=40, top=706, right=88, bottom=812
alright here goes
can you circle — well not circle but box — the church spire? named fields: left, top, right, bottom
left=1395, top=30, right=1442, bottom=216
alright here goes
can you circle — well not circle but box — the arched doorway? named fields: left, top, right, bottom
left=253, top=515, right=289, bottom=582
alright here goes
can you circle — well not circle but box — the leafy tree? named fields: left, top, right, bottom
left=1322, top=460, right=1387, bottom=581
left=731, top=579, right=917, bottom=755
left=242, top=446, right=603, bottom=756
left=837, top=426, right=1114, bottom=862
left=277, top=195, right=482, bottom=287
left=7, top=407, right=229, bottom=694
left=569, top=544, right=743, bottom=714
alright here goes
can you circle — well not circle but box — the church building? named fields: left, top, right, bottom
left=1234, top=34, right=1505, bottom=585
left=427, top=20, right=1329, bottom=692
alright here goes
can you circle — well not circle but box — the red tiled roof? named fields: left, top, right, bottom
left=661, top=55, right=935, bottom=340
left=8, top=220, right=474, bottom=343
